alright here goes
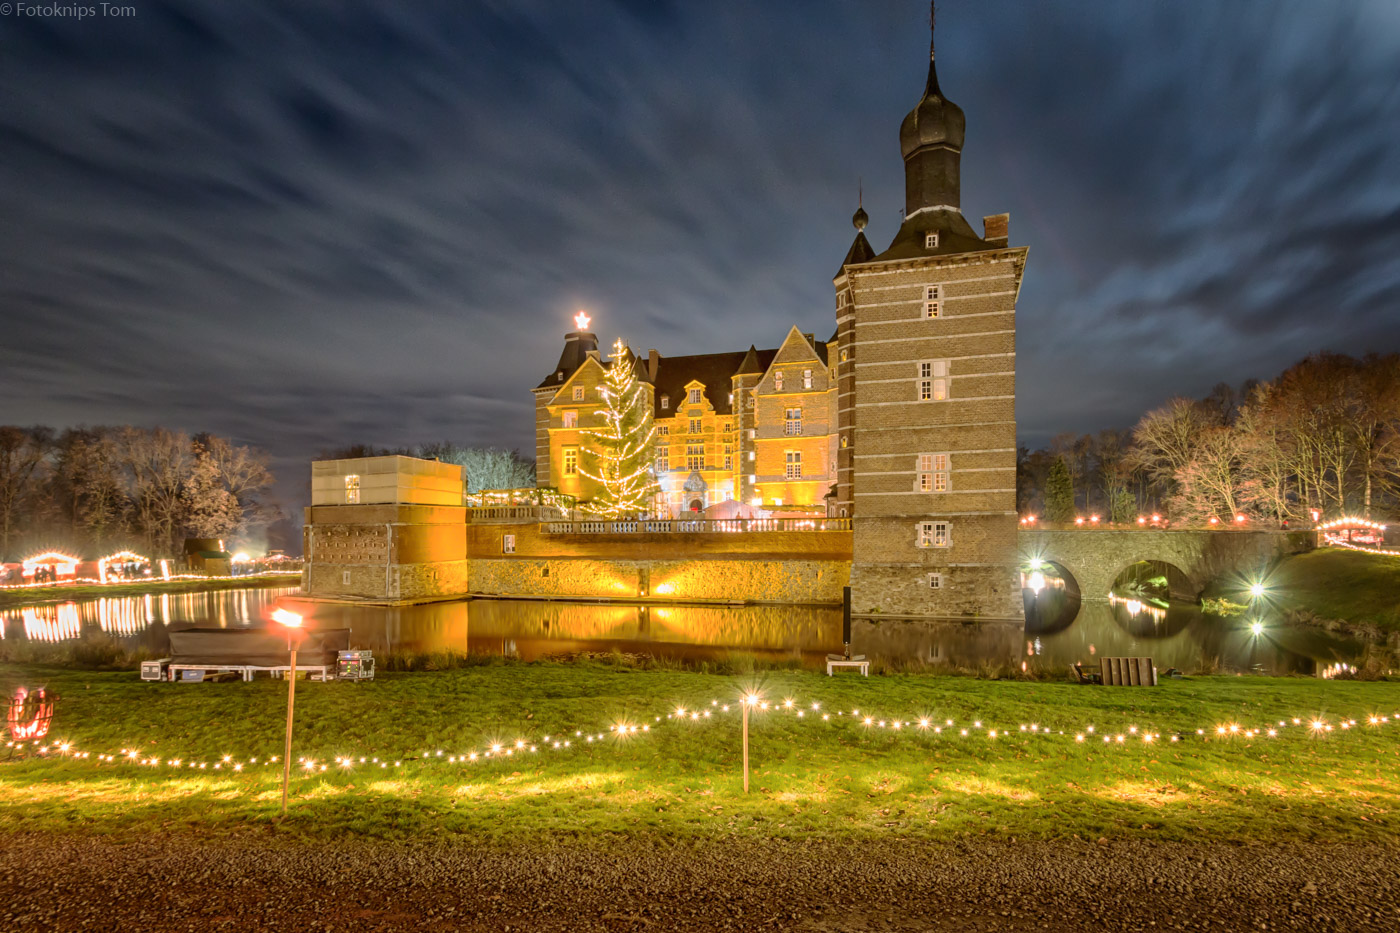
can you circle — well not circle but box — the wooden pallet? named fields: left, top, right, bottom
left=1100, top=657, right=1157, bottom=686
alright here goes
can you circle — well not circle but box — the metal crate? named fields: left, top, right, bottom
left=141, top=659, right=171, bottom=682
left=336, top=650, right=375, bottom=681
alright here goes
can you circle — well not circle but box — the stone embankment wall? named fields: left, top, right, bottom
left=301, top=514, right=853, bottom=605
left=467, top=523, right=852, bottom=605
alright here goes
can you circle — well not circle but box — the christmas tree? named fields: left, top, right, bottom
left=579, top=338, right=660, bottom=517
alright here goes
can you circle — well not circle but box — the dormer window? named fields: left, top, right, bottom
left=925, top=232, right=939, bottom=249
left=661, top=395, right=669, bottom=410
left=688, top=388, right=702, bottom=404
left=572, top=385, right=584, bottom=401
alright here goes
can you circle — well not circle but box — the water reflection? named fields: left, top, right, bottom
left=0, top=586, right=1380, bottom=676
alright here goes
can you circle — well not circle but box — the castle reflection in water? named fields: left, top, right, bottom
left=0, top=586, right=1369, bottom=676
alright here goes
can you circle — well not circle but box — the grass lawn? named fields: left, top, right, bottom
left=1269, top=547, right=1400, bottom=630
left=0, top=572, right=299, bottom=611
left=3, top=661, right=1399, bottom=845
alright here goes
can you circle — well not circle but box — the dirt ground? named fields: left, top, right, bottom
left=2, top=835, right=1398, bottom=932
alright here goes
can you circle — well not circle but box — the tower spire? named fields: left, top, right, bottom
left=929, top=1, right=935, bottom=62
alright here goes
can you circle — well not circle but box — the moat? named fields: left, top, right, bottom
left=0, top=585, right=1371, bottom=676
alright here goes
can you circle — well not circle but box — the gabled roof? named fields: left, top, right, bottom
left=651, top=349, right=778, bottom=416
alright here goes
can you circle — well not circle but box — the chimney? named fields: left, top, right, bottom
left=983, top=213, right=1009, bottom=248
left=647, top=349, right=660, bottom=382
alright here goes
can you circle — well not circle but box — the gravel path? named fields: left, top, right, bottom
left=2, top=835, right=1398, bottom=932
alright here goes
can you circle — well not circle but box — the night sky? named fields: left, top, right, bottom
left=2, top=0, right=1399, bottom=522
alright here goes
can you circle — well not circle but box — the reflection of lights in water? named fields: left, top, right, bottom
left=1321, top=662, right=1357, bottom=679
left=1250, top=621, right=1265, bottom=637
left=1027, top=571, right=1045, bottom=594
left=1108, top=593, right=1168, bottom=624
left=22, top=604, right=81, bottom=642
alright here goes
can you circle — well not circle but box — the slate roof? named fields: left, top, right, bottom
left=873, top=207, right=989, bottom=263
left=651, top=349, right=776, bottom=416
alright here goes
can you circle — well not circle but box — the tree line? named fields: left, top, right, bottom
left=316, top=443, right=536, bottom=494
left=1017, top=352, right=1400, bottom=524
left=0, top=426, right=275, bottom=561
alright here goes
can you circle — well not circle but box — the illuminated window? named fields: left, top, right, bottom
left=562, top=411, right=577, bottom=428
left=918, top=361, right=949, bottom=401
left=803, top=369, right=813, bottom=389
left=923, top=285, right=941, bottom=319
left=750, top=497, right=762, bottom=507
left=723, top=445, right=732, bottom=470
left=658, top=425, right=669, bottom=436
left=927, top=572, right=943, bottom=589
left=563, top=448, right=578, bottom=476
left=502, top=534, right=516, bottom=554
left=774, top=371, right=784, bottom=391
left=747, top=393, right=754, bottom=409
left=917, top=521, right=950, bottom=548
left=656, top=449, right=669, bottom=472
left=690, top=418, right=703, bottom=434
left=748, top=450, right=755, bottom=461
left=925, top=232, right=939, bottom=249
left=688, top=388, right=702, bottom=404
left=840, top=349, right=848, bottom=363
left=785, top=451, right=802, bottom=479
left=572, top=385, right=584, bottom=401
left=344, top=474, right=359, bottom=504
left=686, top=444, right=705, bottom=471
left=728, top=392, right=734, bottom=405
left=784, top=408, right=802, bottom=436
left=918, top=453, right=948, bottom=492
left=661, top=395, right=669, bottom=410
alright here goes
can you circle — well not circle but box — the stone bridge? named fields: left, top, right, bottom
left=1017, top=529, right=1311, bottom=601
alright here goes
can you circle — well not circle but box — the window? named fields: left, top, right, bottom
left=784, top=408, right=802, bottom=436
left=840, top=349, right=848, bottom=363
left=688, top=388, right=702, bottom=404
left=656, top=449, right=669, bottom=472
left=747, top=428, right=755, bottom=439
left=686, top=417, right=700, bottom=434
left=562, top=411, right=577, bottom=428
left=837, top=291, right=849, bottom=309
left=344, top=474, right=360, bottom=504
left=686, top=444, right=705, bottom=471
left=917, top=521, right=951, bottom=548
left=927, top=572, right=944, bottom=590
left=723, top=445, right=732, bottom=470
left=658, top=425, right=669, bottom=436
left=918, top=453, right=948, bottom=492
left=572, top=385, right=585, bottom=401
left=747, top=392, right=755, bottom=409
left=661, top=395, right=669, bottom=410
left=751, top=497, right=762, bottom=507
left=723, top=421, right=732, bottom=432
left=925, top=232, right=939, bottom=249
left=785, top=451, right=802, bottom=479
left=774, top=371, right=784, bottom=391
left=803, top=369, right=813, bottom=389
left=728, top=392, right=734, bottom=405
left=563, top=447, right=578, bottom=476
left=502, top=534, right=516, bottom=554
left=923, top=285, right=941, bottom=319
left=918, top=361, right=949, bottom=401
left=748, top=450, right=755, bottom=461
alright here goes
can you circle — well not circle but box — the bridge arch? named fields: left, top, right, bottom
left=1018, top=529, right=1301, bottom=603
left=1021, top=558, right=1080, bottom=634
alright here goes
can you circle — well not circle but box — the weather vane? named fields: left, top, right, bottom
left=574, top=310, right=591, bottom=330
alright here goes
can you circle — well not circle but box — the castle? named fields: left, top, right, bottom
left=535, top=12, right=1027, bottom=617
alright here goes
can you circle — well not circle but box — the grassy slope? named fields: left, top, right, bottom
left=3, top=662, right=1399, bottom=844
left=1270, top=548, right=1400, bottom=630
left=0, top=573, right=298, bottom=611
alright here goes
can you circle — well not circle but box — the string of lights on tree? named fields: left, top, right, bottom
left=10, top=691, right=1398, bottom=782
left=577, top=336, right=660, bottom=518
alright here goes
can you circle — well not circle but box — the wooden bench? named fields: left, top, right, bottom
left=1100, top=657, right=1157, bottom=686
left=826, top=658, right=870, bottom=677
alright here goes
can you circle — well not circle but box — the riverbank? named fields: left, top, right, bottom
left=3, top=663, right=1397, bottom=845
left=0, top=571, right=300, bottom=611
left=1270, top=548, right=1400, bottom=635
left=4, top=835, right=1397, bottom=932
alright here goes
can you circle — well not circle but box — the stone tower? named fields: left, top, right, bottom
left=835, top=6, right=1028, bottom=619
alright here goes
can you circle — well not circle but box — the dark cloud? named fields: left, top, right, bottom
left=1, top=0, right=1398, bottom=517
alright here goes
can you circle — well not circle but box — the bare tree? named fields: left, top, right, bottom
left=115, top=426, right=192, bottom=557
left=0, top=426, right=51, bottom=561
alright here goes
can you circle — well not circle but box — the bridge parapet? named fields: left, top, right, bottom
left=1017, top=528, right=1312, bottom=601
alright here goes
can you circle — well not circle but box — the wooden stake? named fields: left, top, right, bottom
left=742, top=700, right=750, bottom=793
left=280, top=646, right=297, bottom=817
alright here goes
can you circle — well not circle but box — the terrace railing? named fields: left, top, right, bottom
left=542, top=518, right=851, bottom=534
left=467, top=506, right=570, bottom=523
